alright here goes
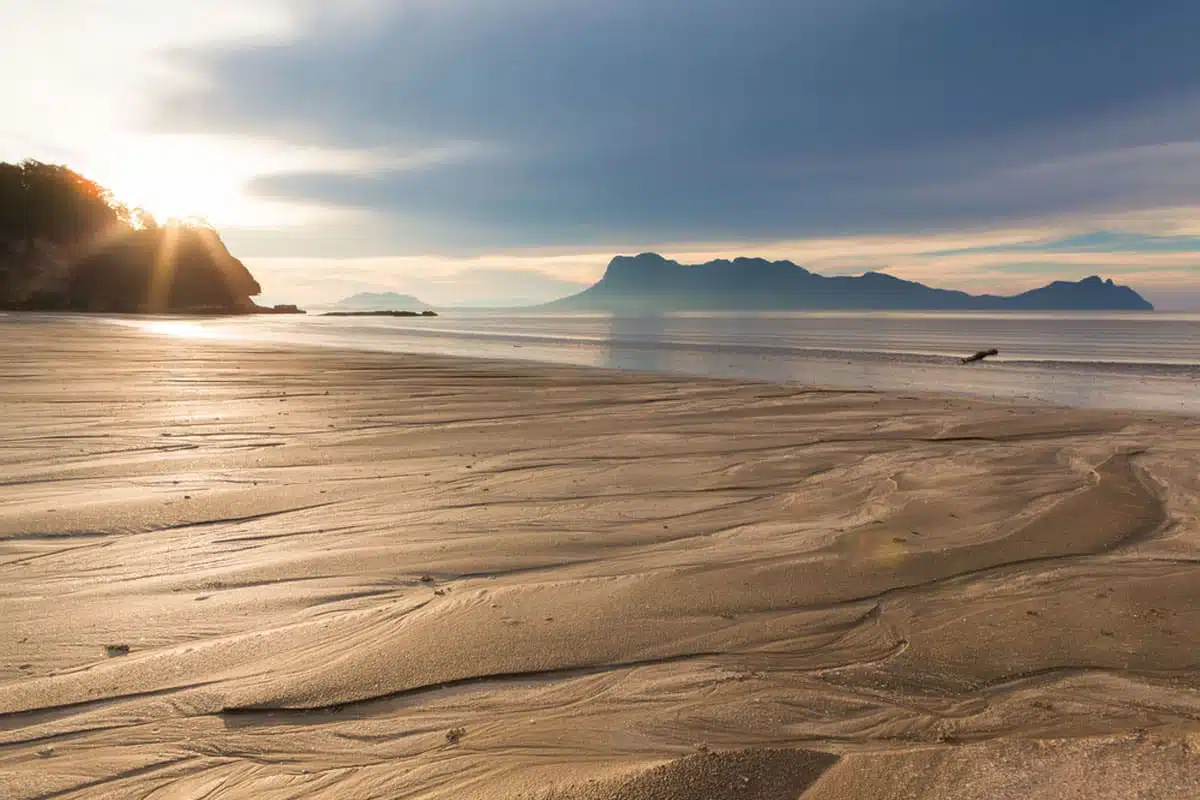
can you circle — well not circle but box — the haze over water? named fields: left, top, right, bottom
left=66, top=310, right=1195, bottom=414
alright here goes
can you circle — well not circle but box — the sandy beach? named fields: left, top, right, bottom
left=1, top=316, right=1198, bottom=799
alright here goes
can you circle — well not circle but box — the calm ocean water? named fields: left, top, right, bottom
left=39, top=310, right=1200, bottom=413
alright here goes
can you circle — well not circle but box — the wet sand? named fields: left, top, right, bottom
left=1, top=318, right=1198, bottom=798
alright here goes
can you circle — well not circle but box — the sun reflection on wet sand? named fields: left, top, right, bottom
left=136, top=320, right=231, bottom=340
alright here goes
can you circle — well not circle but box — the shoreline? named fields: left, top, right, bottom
left=79, top=314, right=1200, bottom=419
left=33, top=311, right=1199, bottom=415
left=1, top=319, right=1198, bottom=798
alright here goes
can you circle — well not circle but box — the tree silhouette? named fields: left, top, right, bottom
left=0, top=160, right=127, bottom=245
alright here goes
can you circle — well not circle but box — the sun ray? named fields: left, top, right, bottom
left=147, top=222, right=180, bottom=312
left=76, top=218, right=137, bottom=261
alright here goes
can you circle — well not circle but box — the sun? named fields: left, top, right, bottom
left=111, top=169, right=227, bottom=226
left=89, top=134, right=296, bottom=228
left=88, top=133, right=363, bottom=230
left=92, top=137, right=241, bottom=225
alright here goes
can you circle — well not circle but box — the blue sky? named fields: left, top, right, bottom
left=3, top=0, right=1199, bottom=308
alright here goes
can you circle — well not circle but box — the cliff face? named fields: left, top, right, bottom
left=66, top=226, right=261, bottom=313
left=3, top=225, right=262, bottom=313
left=540, top=253, right=1155, bottom=312
left=0, top=238, right=72, bottom=306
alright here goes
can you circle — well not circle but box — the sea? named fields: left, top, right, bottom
left=24, top=310, right=1200, bottom=414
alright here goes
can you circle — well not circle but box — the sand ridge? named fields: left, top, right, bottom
left=0, top=318, right=1198, bottom=798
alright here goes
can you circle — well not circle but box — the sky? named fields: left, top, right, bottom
left=2, top=0, right=1199, bottom=309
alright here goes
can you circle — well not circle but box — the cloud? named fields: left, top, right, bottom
left=0, top=0, right=293, bottom=163
left=153, top=0, right=1200, bottom=252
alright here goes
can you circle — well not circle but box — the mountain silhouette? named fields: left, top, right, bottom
left=539, top=253, right=1154, bottom=311
left=330, top=292, right=430, bottom=311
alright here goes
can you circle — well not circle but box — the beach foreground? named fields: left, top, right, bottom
left=1, top=318, right=1198, bottom=799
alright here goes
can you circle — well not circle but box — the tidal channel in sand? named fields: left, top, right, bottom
left=1, top=318, right=1198, bottom=798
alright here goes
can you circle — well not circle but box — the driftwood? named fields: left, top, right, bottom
left=960, top=348, right=999, bottom=364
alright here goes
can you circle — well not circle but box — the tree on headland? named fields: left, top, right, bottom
left=0, top=160, right=129, bottom=246
left=132, top=208, right=159, bottom=231
left=0, top=160, right=262, bottom=313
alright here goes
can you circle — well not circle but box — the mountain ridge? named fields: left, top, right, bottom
left=537, top=253, right=1154, bottom=311
left=328, top=291, right=430, bottom=311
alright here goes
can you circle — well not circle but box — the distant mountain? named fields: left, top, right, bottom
left=538, top=253, right=1154, bottom=311
left=330, top=292, right=429, bottom=311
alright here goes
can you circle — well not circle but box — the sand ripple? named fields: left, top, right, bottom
left=1, top=320, right=1198, bottom=798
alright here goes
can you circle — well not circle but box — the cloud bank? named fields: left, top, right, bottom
left=156, top=0, right=1200, bottom=253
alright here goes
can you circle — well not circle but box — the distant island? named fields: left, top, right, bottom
left=322, top=310, right=438, bottom=317
left=538, top=253, right=1154, bottom=312
left=0, top=160, right=298, bottom=314
left=328, top=292, right=431, bottom=312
